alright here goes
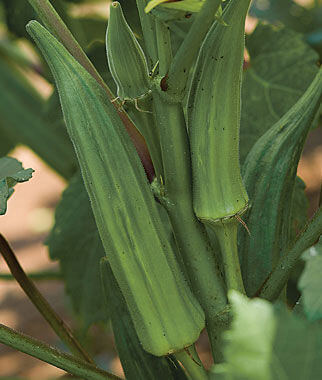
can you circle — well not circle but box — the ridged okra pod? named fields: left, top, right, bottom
left=27, top=21, right=205, bottom=357
left=241, top=68, right=322, bottom=295
left=100, top=258, right=189, bottom=380
left=106, top=2, right=150, bottom=101
left=188, top=0, right=251, bottom=293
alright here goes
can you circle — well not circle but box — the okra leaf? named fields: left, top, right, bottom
left=298, top=237, right=322, bottom=322
left=73, top=17, right=107, bottom=49
left=240, top=69, right=322, bottom=296
left=271, top=306, right=322, bottom=379
left=250, top=0, right=322, bottom=55
left=211, top=292, right=322, bottom=380
left=0, top=157, right=34, bottom=215
left=0, top=56, right=76, bottom=179
left=240, top=24, right=319, bottom=162
left=212, top=291, right=275, bottom=380
left=0, top=124, right=15, bottom=156
left=46, top=173, right=107, bottom=328
left=2, top=0, right=37, bottom=39
left=101, top=259, right=188, bottom=380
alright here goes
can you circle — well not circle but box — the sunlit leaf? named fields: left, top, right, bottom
left=0, top=156, right=34, bottom=215
left=298, top=237, right=322, bottom=322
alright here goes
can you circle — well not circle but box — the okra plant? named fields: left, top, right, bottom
left=0, top=0, right=321, bottom=379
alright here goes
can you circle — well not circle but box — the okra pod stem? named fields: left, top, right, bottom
left=175, top=346, right=208, bottom=380
left=211, top=221, right=246, bottom=294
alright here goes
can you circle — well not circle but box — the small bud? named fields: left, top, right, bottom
left=106, top=2, right=151, bottom=101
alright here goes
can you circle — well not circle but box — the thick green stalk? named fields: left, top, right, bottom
left=155, top=19, right=172, bottom=76
left=175, top=346, right=208, bottom=380
left=211, top=221, right=245, bottom=294
left=0, top=234, right=94, bottom=364
left=152, top=92, right=227, bottom=357
left=259, top=207, right=322, bottom=301
left=27, top=0, right=154, bottom=180
left=0, top=324, right=121, bottom=380
left=166, top=0, right=222, bottom=99
left=135, top=0, right=158, bottom=66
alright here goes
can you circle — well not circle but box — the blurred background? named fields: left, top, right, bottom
left=0, top=0, right=321, bottom=378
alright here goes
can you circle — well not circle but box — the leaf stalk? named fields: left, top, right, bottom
left=0, top=323, right=121, bottom=380
left=258, top=207, right=322, bottom=301
left=0, top=234, right=94, bottom=364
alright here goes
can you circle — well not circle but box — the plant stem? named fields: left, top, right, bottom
left=0, top=234, right=94, bottom=364
left=135, top=0, right=158, bottom=67
left=152, top=92, right=227, bottom=358
left=211, top=221, right=246, bottom=294
left=0, top=323, right=121, bottom=380
left=0, top=270, right=63, bottom=281
left=175, top=346, right=208, bottom=380
left=258, top=207, right=322, bottom=301
left=166, top=0, right=222, bottom=99
left=155, top=19, right=172, bottom=76
left=27, top=0, right=154, bottom=180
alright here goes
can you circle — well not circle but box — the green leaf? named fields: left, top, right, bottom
left=72, top=17, right=107, bottom=49
left=271, top=306, right=322, bottom=379
left=212, top=291, right=275, bottom=380
left=46, top=173, right=106, bottom=328
left=100, top=259, right=188, bottom=380
left=240, top=24, right=319, bottom=162
left=298, top=237, right=322, bottom=322
left=239, top=69, right=322, bottom=295
left=250, top=0, right=322, bottom=38
left=0, top=124, right=15, bottom=156
left=211, top=292, right=322, bottom=379
left=2, top=0, right=37, bottom=39
left=0, top=156, right=34, bottom=215
left=0, top=56, right=77, bottom=179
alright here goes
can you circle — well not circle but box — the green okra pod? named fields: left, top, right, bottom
left=106, top=1, right=151, bottom=102
left=27, top=20, right=205, bottom=358
left=241, top=68, right=322, bottom=295
left=188, top=0, right=251, bottom=292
